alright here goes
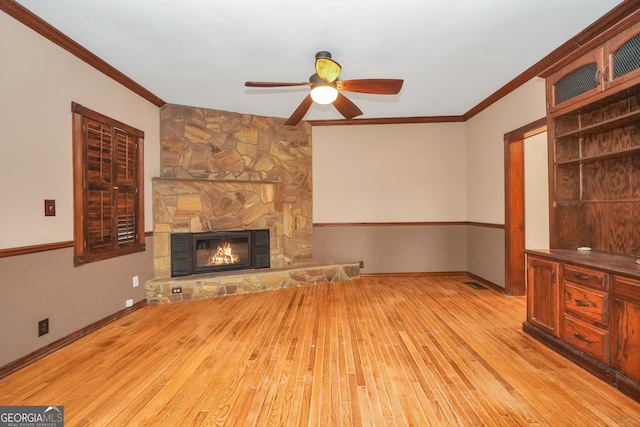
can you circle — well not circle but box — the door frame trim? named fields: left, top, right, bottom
left=504, top=117, right=547, bottom=296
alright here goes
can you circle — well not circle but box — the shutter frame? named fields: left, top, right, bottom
left=72, top=102, right=145, bottom=266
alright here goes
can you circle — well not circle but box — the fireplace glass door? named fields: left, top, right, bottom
left=193, top=232, right=251, bottom=273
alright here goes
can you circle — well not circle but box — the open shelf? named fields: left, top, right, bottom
left=556, top=146, right=640, bottom=166
left=554, top=109, right=640, bottom=140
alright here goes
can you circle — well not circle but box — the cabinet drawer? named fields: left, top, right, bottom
left=564, top=282, right=608, bottom=326
left=561, top=315, right=609, bottom=363
left=611, top=275, right=640, bottom=304
left=563, top=264, right=607, bottom=290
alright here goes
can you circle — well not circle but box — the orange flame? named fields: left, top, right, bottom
left=208, top=241, right=240, bottom=265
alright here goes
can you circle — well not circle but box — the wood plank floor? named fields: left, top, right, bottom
left=1, top=274, right=640, bottom=426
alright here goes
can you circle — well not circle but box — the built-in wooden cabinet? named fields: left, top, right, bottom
left=525, top=251, right=640, bottom=401
left=547, top=21, right=640, bottom=114
left=526, top=256, right=559, bottom=335
left=610, top=275, right=640, bottom=389
left=525, top=13, right=640, bottom=403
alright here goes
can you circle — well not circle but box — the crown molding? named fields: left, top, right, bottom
left=0, top=0, right=165, bottom=107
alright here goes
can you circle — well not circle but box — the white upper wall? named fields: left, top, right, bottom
left=312, top=123, right=467, bottom=223
left=465, top=78, right=547, bottom=224
left=0, top=11, right=160, bottom=249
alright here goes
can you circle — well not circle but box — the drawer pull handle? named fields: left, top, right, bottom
left=574, top=299, right=591, bottom=307
left=574, top=332, right=592, bottom=344
left=574, top=273, right=590, bottom=280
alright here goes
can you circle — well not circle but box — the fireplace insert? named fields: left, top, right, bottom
left=171, top=229, right=270, bottom=277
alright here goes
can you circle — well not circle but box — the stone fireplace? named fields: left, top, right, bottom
left=151, top=105, right=313, bottom=279
left=146, top=105, right=360, bottom=304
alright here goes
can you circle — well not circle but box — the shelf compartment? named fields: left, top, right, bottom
left=554, top=107, right=640, bottom=140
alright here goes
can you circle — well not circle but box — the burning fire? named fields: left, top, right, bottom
left=208, top=241, right=240, bottom=265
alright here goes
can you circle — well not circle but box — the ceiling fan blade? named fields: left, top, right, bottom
left=333, top=93, right=363, bottom=120
left=284, top=94, right=313, bottom=126
left=337, top=79, right=404, bottom=94
left=245, top=81, right=311, bottom=88
left=315, top=57, right=342, bottom=83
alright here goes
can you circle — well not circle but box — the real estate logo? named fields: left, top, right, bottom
left=0, top=406, right=64, bottom=427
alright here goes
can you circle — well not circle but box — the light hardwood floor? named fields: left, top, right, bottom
left=1, top=274, right=639, bottom=426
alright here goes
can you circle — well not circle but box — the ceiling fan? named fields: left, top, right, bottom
left=245, top=51, right=404, bottom=126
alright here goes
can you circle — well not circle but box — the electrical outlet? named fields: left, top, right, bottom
left=126, top=299, right=134, bottom=308
left=132, top=275, right=139, bottom=288
left=171, top=286, right=182, bottom=294
left=38, top=318, right=49, bottom=337
left=359, top=261, right=364, bottom=268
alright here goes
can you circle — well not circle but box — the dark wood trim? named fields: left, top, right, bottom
left=0, top=299, right=147, bottom=380
left=308, top=116, right=464, bottom=127
left=361, top=271, right=468, bottom=278
left=313, top=221, right=503, bottom=228
left=466, top=221, right=505, bottom=229
left=504, top=118, right=547, bottom=296
left=539, top=6, right=640, bottom=78
left=0, top=241, right=74, bottom=258
left=360, top=271, right=504, bottom=293
left=463, top=4, right=640, bottom=121
left=503, top=117, right=547, bottom=141
left=0, top=232, right=153, bottom=259
left=0, top=0, right=165, bottom=107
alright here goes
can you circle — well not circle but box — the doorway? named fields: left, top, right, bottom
left=504, top=118, right=547, bottom=295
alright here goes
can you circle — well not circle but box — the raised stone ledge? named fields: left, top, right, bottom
left=145, top=262, right=360, bottom=304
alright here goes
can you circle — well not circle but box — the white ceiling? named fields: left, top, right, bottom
left=16, top=0, right=622, bottom=121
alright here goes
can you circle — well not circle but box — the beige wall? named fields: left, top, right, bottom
left=525, top=132, right=550, bottom=250
left=464, top=78, right=547, bottom=287
left=0, top=11, right=159, bottom=249
left=0, top=10, right=159, bottom=367
left=465, top=78, right=547, bottom=224
left=313, top=123, right=467, bottom=222
left=312, top=78, right=548, bottom=286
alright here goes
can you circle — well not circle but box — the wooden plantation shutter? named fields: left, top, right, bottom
left=72, top=102, right=145, bottom=265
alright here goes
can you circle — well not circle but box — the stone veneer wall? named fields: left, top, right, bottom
left=153, top=105, right=313, bottom=278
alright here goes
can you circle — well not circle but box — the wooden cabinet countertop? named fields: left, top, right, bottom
left=526, top=249, right=640, bottom=279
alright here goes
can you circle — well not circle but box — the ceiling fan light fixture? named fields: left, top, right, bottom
left=310, top=84, right=338, bottom=104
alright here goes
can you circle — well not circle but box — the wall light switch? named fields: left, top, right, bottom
left=44, top=199, right=56, bottom=216
left=132, top=275, right=139, bottom=288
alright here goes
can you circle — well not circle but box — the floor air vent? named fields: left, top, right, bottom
left=463, top=281, right=487, bottom=290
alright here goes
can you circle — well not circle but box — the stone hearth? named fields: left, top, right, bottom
left=146, top=262, right=360, bottom=304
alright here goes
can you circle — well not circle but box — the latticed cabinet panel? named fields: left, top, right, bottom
left=605, top=22, right=640, bottom=91
left=547, top=50, right=603, bottom=113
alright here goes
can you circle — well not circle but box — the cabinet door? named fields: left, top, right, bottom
left=604, top=22, right=640, bottom=91
left=547, top=49, right=603, bottom=114
left=611, top=275, right=640, bottom=384
left=527, top=256, right=560, bottom=335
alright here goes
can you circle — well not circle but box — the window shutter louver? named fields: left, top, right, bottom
left=115, top=129, right=138, bottom=246
left=85, top=119, right=114, bottom=253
